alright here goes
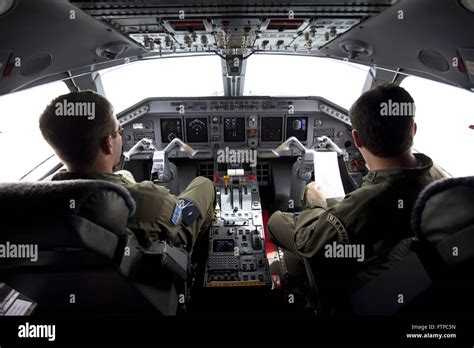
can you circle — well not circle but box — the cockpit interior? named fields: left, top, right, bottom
left=1, top=0, right=474, bottom=344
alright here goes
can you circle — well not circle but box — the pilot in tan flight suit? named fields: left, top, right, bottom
left=267, top=84, right=444, bottom=262
left=39, top=90, right=215, bottom=252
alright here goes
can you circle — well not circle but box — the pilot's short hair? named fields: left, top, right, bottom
left=349, top=84, right=415, bottom=158
left=39, top=90, right=116, bottom=166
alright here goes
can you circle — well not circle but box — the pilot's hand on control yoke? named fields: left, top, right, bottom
left=304, top=182, right=327, bottom=209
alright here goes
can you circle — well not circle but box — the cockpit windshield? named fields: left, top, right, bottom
left=244, top=54, right=371, bottom=109
left=99, top=55, right=224, bottom=113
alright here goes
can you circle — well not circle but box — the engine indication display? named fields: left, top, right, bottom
left=223, top=117, right=246, bottom=142
left=286, top=116, right=308, bottom=141
left=261, top=116, right=283, bottom=142
left=160, top=118, right=183, bottom=143
left=186, top=117, right=208, bottom=143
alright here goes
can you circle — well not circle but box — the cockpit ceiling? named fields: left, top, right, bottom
left=1, top=0, right=474, bottom=96
left=70, top=0, right=474, bottom=92
left=70, top=1, right=395, bottom=56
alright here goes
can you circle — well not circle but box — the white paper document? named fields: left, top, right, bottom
left=5, top=299, right=32, bottom=316
left=313, top=151, right=346, bottom=199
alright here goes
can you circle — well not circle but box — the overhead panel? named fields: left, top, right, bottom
left=71, top=1, right=394, bottom=57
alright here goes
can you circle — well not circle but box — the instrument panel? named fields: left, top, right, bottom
left=160, top=118, right=183, bottom=143
left=126, top=113, right=331, bottom=148
left=185, top=117, right=208, bottom=143
left=223, top=117, right=246, bottom=142
left=261, top=116, right=283, bottom=142
left=118, top=97, right=366, bottom=183
left=286, top=116, right=308, bottom=142
left=120, top=97, right=352, bottom=150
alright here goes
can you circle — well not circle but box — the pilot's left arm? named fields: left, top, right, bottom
left=293, top=183, right=355, bottom=259
left=267, top=182, right=343, bottom=256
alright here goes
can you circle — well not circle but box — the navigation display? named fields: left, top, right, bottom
left=185, top=117, right=208, bottom=143
left=223, top=117, right=246, bottom=142
left=160, top=118, right=183, bottom=143
left=286, top=116, right=308, bottom=141
left=261, top=116, right=283, bottom=142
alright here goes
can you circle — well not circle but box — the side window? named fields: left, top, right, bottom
left=0, top=81, right=69, bottom=182
left=401, top=76, right=474, bottom=177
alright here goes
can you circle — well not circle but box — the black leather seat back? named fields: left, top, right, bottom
left=0, top=180, right=173, bottom=318
left=350, top=238, right=432, bottom=315
left=409, top=176, right=474, bottom=314
left=349, top=176, right=474, bottom=316
left=412, top=176, right=474, bottom=263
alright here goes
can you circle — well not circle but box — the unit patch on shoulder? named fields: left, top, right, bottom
left=326, top=213, right=350, bottom=243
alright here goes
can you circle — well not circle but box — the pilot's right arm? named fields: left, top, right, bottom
left=267, top=183, right=371, bottom=259
left=293, top=182, right=379, bottom=259
left=124, top=177, right=215, bottom=252
left=124, top=181, right=183, bottom=247
left=114, top=169, right=137, bottom=184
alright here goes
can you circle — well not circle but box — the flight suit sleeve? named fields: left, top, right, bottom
left=294, top=192, right=360, bottom=259
left=126, top=177, right=215, bottom=251
left=125, top=181, right=182, bottom=247
left=178, top=177, right=216, bottom=250
left=114, top=170, right=137, bottom=184
left=267, top=185, right=329, bottom=254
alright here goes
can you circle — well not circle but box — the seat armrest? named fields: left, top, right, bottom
left=144, top=242, right=189, bottom=280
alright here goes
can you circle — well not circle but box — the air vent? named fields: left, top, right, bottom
left=339, top=39, right=374, bottom=59
left=418, top=50, right=449, bottom=72
left=20, top=53, right=52, bottom=76
left=96, top=41, right=130, bottom=59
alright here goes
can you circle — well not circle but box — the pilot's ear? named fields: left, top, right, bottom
left=412, top=121, right=417, bottom=136
left=352, top=129, right=362, bottom=148
left=101, top=135, right=114, bottom=155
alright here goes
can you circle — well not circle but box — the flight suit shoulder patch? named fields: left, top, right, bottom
left=326, top=213, right=350, bottom=243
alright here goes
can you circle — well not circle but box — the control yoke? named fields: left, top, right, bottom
left=272, top=136, right=314, bottom=181
left=272, top=136, right=307, bottom=157
left=152, top=138, right=197, bottom=183
left=123, top=138, right=155, bottom=161
left=316, top=136, right=344, bottom=156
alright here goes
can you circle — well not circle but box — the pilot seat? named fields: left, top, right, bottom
left=350, top=176, right=474, bottom=315
left=0, top=180, right=188, bottom=317
left=288, top=176, right=474, bottom=316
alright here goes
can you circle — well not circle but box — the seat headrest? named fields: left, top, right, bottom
left=0, top=180, right=136, bottom=236
left=412, top=176, right=474, bottom=243
left=411, top=176, right=474, bottom=265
